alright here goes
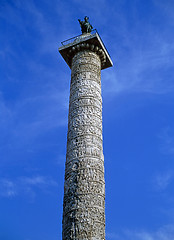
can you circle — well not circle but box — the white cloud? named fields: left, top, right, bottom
left=0, top=84, right=69, bottom=156
left=0, top=1, right=70, bottom=154
left=153, top=172, right=173, bottom=191
left=0, top=176, right=58, bottom=199
left=21, top=176, right=57, bottom=186
left=0, top=179, right=17, bottom=197
left=102, top=38, right=174, bottom=96
left=106, top=232, right=121, bottom=239
left=153, top=0, right=174, bottom=25
left=158, top=127, right=174, bottom=156
left=107, top=224, right=174, bottom=240
left=0, top=92, right=13, bottom=127
left=99, top=0, right=174, bottom=96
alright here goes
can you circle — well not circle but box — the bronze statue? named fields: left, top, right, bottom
left=78, top=16, right=93, bottom=34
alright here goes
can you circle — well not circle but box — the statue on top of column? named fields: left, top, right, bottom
left=78, top=16, right=93, bottom=34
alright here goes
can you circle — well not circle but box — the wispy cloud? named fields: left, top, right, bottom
left=0, top=176, right=58, bottom=199
left=106, top=232, right=121, bottom=239
left=107, top=224, right=174, bottom=240
left=56, top=154, right=66, bottom=166
left=100, top=0, right=174, bottom=96
left=153, top=0, right=174, bottom=25
left=0, top=0, right=70, bottom=156
left=102, top=39, right=174, bottom=95
left=153, top=172, right=173, bottom=191
left=0, top=83, right=69, bottom=156
left=158, top=127, right=174, bottom=156
left=0, top=179, right=17, bottom=197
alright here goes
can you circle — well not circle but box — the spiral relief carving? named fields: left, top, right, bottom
left=62, top=50, right=105, bottom=240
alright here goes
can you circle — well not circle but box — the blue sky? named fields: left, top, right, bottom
left=1, top=0, right=174, bottom=239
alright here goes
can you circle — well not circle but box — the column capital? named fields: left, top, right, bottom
left=59, top=30, right=113, bottom=70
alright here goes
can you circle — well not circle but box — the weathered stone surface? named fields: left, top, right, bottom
left=59, top=32, right=113, bottom=70
left=62, top=50, right=105, bottom=240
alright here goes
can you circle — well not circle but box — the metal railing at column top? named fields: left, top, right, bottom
left=61, top=29, right=98, bottom=46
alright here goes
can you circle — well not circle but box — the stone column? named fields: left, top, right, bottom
left=59, top=32, right=112, bottom=240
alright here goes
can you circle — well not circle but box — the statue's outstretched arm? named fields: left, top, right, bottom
left=78, top=19, right=82, bottom=27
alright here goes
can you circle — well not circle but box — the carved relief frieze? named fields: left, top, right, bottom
left=69, top=97, right=102, bottom=112
left=70, top=79, right=101, bottom=96
left=68, top=105, right=102, bottom=119
left=62, top=220, right=105, bottom=240
left=72, top=50, right=101, bottom=63
left=72, top=54, right=101, bottom=67
left=70, top=84, right=101, bottom=102
left=68, top=114, right=102, bottom=131
left=63, top=206, right=105, bottom=223
left=70, top=46, right=106, bottom=68
left=67, top=125, right=102, bottom=141
left=71, top=70, right=101, bottom=84
left=71, top=63, right=101, bottom=75
left=69, top=86, right=102, bottom=102
left=66, top=144, right=103, bottom=160
left=63, top=49, right=105, bottom=240
left=63, top=193, right=105, bottom=211
left=67, top=135, right=103, bottom=153
left=65, top=167, right=105, bottom=184
left=64, top=179, right=105, bottom=196
left=65, top=157, right=104, bottom=173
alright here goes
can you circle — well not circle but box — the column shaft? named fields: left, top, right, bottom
left=62, top=50, right=105, bottom=240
